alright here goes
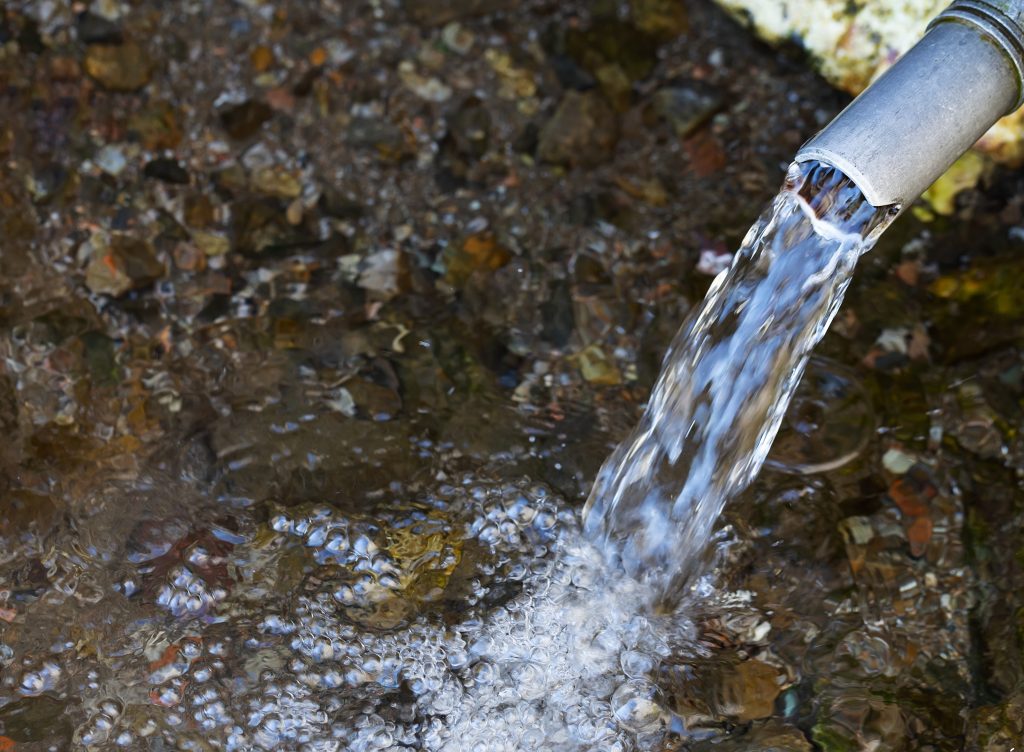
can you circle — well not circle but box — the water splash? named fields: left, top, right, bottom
left=80, top=478, right=705, bottom=751
left=250, top=480, right=700, bottom=752
left=584, top=161, right=897, bottom=601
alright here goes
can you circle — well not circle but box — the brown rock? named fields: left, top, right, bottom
left=85, top=236, right=164, bottom=297
left=709, top=659, right=785, bottom=722
left=443, top=232, right=512, bottom=288
left=577, top=344, right=622, bottom=386
left=966, top=691, right=1024, bottom=752
left=651, top=84, right=723, bottom=139
left=632, top=0, right=688, bottom=37
left=685, top=130, right=727, bottom=177
left=250, top=44, right=275, bottom=72
left=220, top=100, right=273, bottom=140
left=344, top=378, right=402, bottom=421
left=84, top=42, right=153, bottom=91
left=128, top=101, right=183, bottom=150
left=537, top=91, right=618, bottom=168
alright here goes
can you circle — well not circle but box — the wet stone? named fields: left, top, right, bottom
left=0, top=696, right=72, bottom=743
left=710, top=659, right=786, bottom=722
left=812, top=692, right=906, bottom=752
left=346, top=117, right=412, bottom=161
left=219, top=100, right=273, bottom=140
left=84, top=42, right=153, bottom=91
left=128, top=101, right=183, bottom=150
left=691, top=720, right=812, bottom=752
left=81, top=331, right=120, bottom=387
left=77, top=11, right=123, bottom=44
left=85, top=235, right=164, bottom=297
left=966, top=691, right=1024, bottom=751
left=143, top=157, right=190, bottom=185
left=343, top=378, right=403, bottom=421
left=512, top=121, right=540, bottom=154
left=211, top=163, right=248, bottom=196
left=594, top=63, right=633, bottom=112
left=632, top=0, right=689, bottom=38
left=0, top=371, right=18, bottom=436
left=443, top=232, right=512, bottom=288
left=250, top=44, right=275, bottom=73
left=566, top=19, right=659, bottom=85
left=669, top=655, right=787, bottom=726
left=231, top=197, right=304, bottom=255
left=537, top=91, right=618, bottom=168
left=192, top=230, right=230, bottom=257
left=183, top=194, right=215, bottom=228
left=545, top=41, right=598, bottom=92
left=0, top=492, right=60, bottom=544
left=615, top=174, right=669, bottom=206
left=25, top=163, right=67, bottom=204
left=359, top=249, right=410, bottom=299
left=251, top=165, right=303, bottom=199
left=320, top=186, right=364, bottom=220
left=541, top=279, right=576, bottom=348
left=766, top=357, right=874, bottom=474
left=399, top=63, right=453, bottom=102
left=3, top=13, right=44, bottom=54
left=446, top=97, right=491, bottom=160
left=95, top=144, right=128, bottom=177
left=442, top=22, right=475, bottom=55
left=611, top=679, right=666, bottom=733
left=577, top=344, right=622, bottom=386
left=650, top=83, right=723, bottom=139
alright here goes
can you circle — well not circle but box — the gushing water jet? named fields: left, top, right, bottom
left=585, top=0, right=1024, bottom=602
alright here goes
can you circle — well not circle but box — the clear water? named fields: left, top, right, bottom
left=583, top=161, right=897, bottom=602
left=0, top=162, right=898, bottom=752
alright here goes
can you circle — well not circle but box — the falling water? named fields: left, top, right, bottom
left=584, top=160, right=898, bottom=601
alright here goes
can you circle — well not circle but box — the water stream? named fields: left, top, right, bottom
left=584, top=160, right=897, bottom=601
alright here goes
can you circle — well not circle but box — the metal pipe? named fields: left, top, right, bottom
left=795, top=0, right=1024, bottom=210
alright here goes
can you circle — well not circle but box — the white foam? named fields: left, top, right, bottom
left=189, top=478, right=699, bottom=752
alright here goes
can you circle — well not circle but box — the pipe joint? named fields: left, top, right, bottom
left=935, top=0, right=1024, bottom=110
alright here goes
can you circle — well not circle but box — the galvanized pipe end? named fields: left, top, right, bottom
left=936, top=0, right=1024, bottom=109
left=796, top=0, right=1024, bottom=210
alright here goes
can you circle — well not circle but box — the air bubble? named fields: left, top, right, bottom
left=69, top=478, right=701, bottom=751
left=620, top=650, right=656, bottom=678
left=610, top=679, right=666, bottom=734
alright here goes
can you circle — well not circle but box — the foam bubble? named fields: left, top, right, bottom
left=228, top=478, right=698, bottom=751
left=69, top=477, right=699, bottom=750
